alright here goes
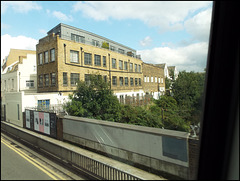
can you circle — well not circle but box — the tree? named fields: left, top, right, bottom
left=171, top=71, right=205, bottom=125
left=101, top=41, right=109, bottom=49
left=150, top=95, right=190, bottom=132
left=64, top=74, right=122, bottom=122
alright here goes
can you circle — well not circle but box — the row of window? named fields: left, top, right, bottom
left=39, top=73, right=56, bottom=87
left=144, top=76, right=164, bottom=83
left=71, top=33, right=129, bottom=55
left=61, top=73, right=142, bottom=87
left=38, top=48, right=55, bottom=65
left=70, top=50, right=141, bottom=72
left=3, top=79, right=34, bottom=91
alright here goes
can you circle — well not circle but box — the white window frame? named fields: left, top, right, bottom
left=70, top=50, right=79, bottom=63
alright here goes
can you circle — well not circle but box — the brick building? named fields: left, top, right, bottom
left=36, top=23, right=165, bottom=100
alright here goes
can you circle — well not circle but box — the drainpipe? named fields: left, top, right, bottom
left=108, top=53, right=111, bottom=89
left=19, top=72, right=21, bottom=92
left=80, top=47, right=83, bottom=66
left=64, top=44, right=66, bottom=64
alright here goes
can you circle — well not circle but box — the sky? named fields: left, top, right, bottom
left=1, top=1, right=213, bottom=72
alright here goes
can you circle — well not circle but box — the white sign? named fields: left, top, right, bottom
left=44, top=113, right=50, bottom=135
left=34, top=111, right=39, bottom=131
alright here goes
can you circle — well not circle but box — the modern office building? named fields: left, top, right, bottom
left=36, top=23, right=146, bottom=99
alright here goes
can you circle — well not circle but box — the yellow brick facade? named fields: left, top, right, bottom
left=36, top=33, right=144, bottom=95
left=142, top=63, right=165, bottom=95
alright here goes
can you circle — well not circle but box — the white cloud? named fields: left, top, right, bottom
left=1, top=34, right=38, bottom=66
left=73, top=1, right=211, bottom=32
left=1, top=1, right=41, bottom=14
left=137, top=42, right=209, bottom=72
left=52, top=10, right=73, bottom=22
left=184, top=8, right=212, bottom=42
left=140, top=36, right=152, bottom=47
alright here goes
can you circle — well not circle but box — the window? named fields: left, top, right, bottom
left=130, top=63, right=133, bottom=72
left=130, top=78, right=134, bottom=86
left=85, top=74, right=91, bottom=86
left=84, top=52, right=92, bottom=65
left=139, top=78, right=141, bottom=86
left=119, top=60, right=123, bottom=70
left=151, top=76, right=154, bottom=82
left=119, top=77, right=123, bottom=86
left=51, top=73, right=56, bottom=85
left=92, top=39, right=99, bottom=47
left=26, top=80, right=34, bottom=87
left=44, top=74, right=49, bottom=86
left=38, top=99, right=50, bottom=110
left=39, top=53, right=43, bottom=65
left=110, top=46, right=115, bottom=51
left=44, top=51, right=48, bottom=63
left=103, top=75, right=107, bottom=83
left=147, top=76, right=149, bottom=82
left=112, top=58, right=116, bottom=68
left=135, top=78, right=138, bottom=86
left=63, top=72, right=68, bottom=86
left=158, top=77, right=160, bottom=83
left=138, top=65, right=141, bottom=72
left=71, top=33, right=85, bottom=43
left=39, top=75, right=43, bottom=87
left=118, top=48, right=124, bottom=54
left=94, top=54, right=101, bottom=66
left=112, top=76, right=117, bottom=86
left=103, top=56, right=107, bottom=67
left=144, top=76, right=147, bottom=82
left=71, top=73, right=79, bottom=86
left=135, top=64, right=137, bottom=72
left=50, top=48, right=55, bottom=62
left=155, top=77, right=157, bottom=83
left=125, top=77, right=128, bottom=86
left=70, top=50, right=79, bottom=63
left=124, top=62, right=128, bottom=70
left=12, top=79, right=14, bottom=90
left=161, top=78, right=164, bottom=83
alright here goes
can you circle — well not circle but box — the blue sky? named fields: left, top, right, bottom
left=1, top=1, right=213, bottom=72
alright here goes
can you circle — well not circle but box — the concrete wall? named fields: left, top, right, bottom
left=62, top=115, right=191, bottom=179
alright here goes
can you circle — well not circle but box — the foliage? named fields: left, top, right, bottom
left=171, top=71, right=206, bottom=125
left=64, top=74, right=122, bottom=121
left=101, top=41, right=109, bottom=49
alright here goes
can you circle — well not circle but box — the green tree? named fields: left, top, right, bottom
left=150, top=95, right=190, bottom=132
left=64, top=74, right=122, bottom=122
left=171, top=71, right=205, bottom=125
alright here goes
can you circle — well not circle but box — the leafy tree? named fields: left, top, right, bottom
left=150, top=95, right=190, bottom=132
left=64, top=74, right=122, bottom=122
left=171, top=71, right=205, bottom=125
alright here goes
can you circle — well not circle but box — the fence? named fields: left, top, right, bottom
left=119, top=94, right=153, bottom=106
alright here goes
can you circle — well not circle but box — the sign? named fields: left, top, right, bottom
left=44, top=113, right=50, bottom=135
left=34, top=111, right=39, bottom=131
left=26, top=110, right=30, bottom=128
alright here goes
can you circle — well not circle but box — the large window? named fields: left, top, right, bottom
left=84, top=52, right=92, bottom=65
left=70, top=50, right=79, bottom=63
left=130, top=77, right=133, bottom=86
left=139, top=78, right=141, bottom=86
left=119, top=77, right=123, bottom=86
left=71, top=33, right=85, bottom=43
left=124, top=62, right=128, bottom=70
left=51, top=73, right=56, bottom=85
left=135, top=64, right=137, bottom=72
left=44, top=74, right=49, bottom=86
left=50, top=48, right=55, bottom=62
left=94, top=54, right=101, bottom=66
left=125, top=77, right=128, bottom=86
left=130, top=63, right=133, bottom=72
left=118, top=48, right=124, bottom=54
left=39, top=75, right=43, bottom=87
left=135, top=78, right=138, bottom=86
left=44, top=51, right=48, bottom=64
left=39, top=53, right=43, bottom=65
left=119, top=60, right=123, bottom=70
left=112, top=76, right=117, bottom=86
left=112, top=58, right=116, bottom=68
left=103, top=56, right=107, bottom=67
left=71, top=73, right=79, bottom=86
left=63, top=72, right=68, bottom=86
left=26, top=80, right=34, bottom=87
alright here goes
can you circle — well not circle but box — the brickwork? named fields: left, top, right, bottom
left=142, top=63, right=165, bottom=93
left=37, top=33, right=144, bottom=95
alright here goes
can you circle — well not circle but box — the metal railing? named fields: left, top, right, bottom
left=71, top=151, right=141, bottom=180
